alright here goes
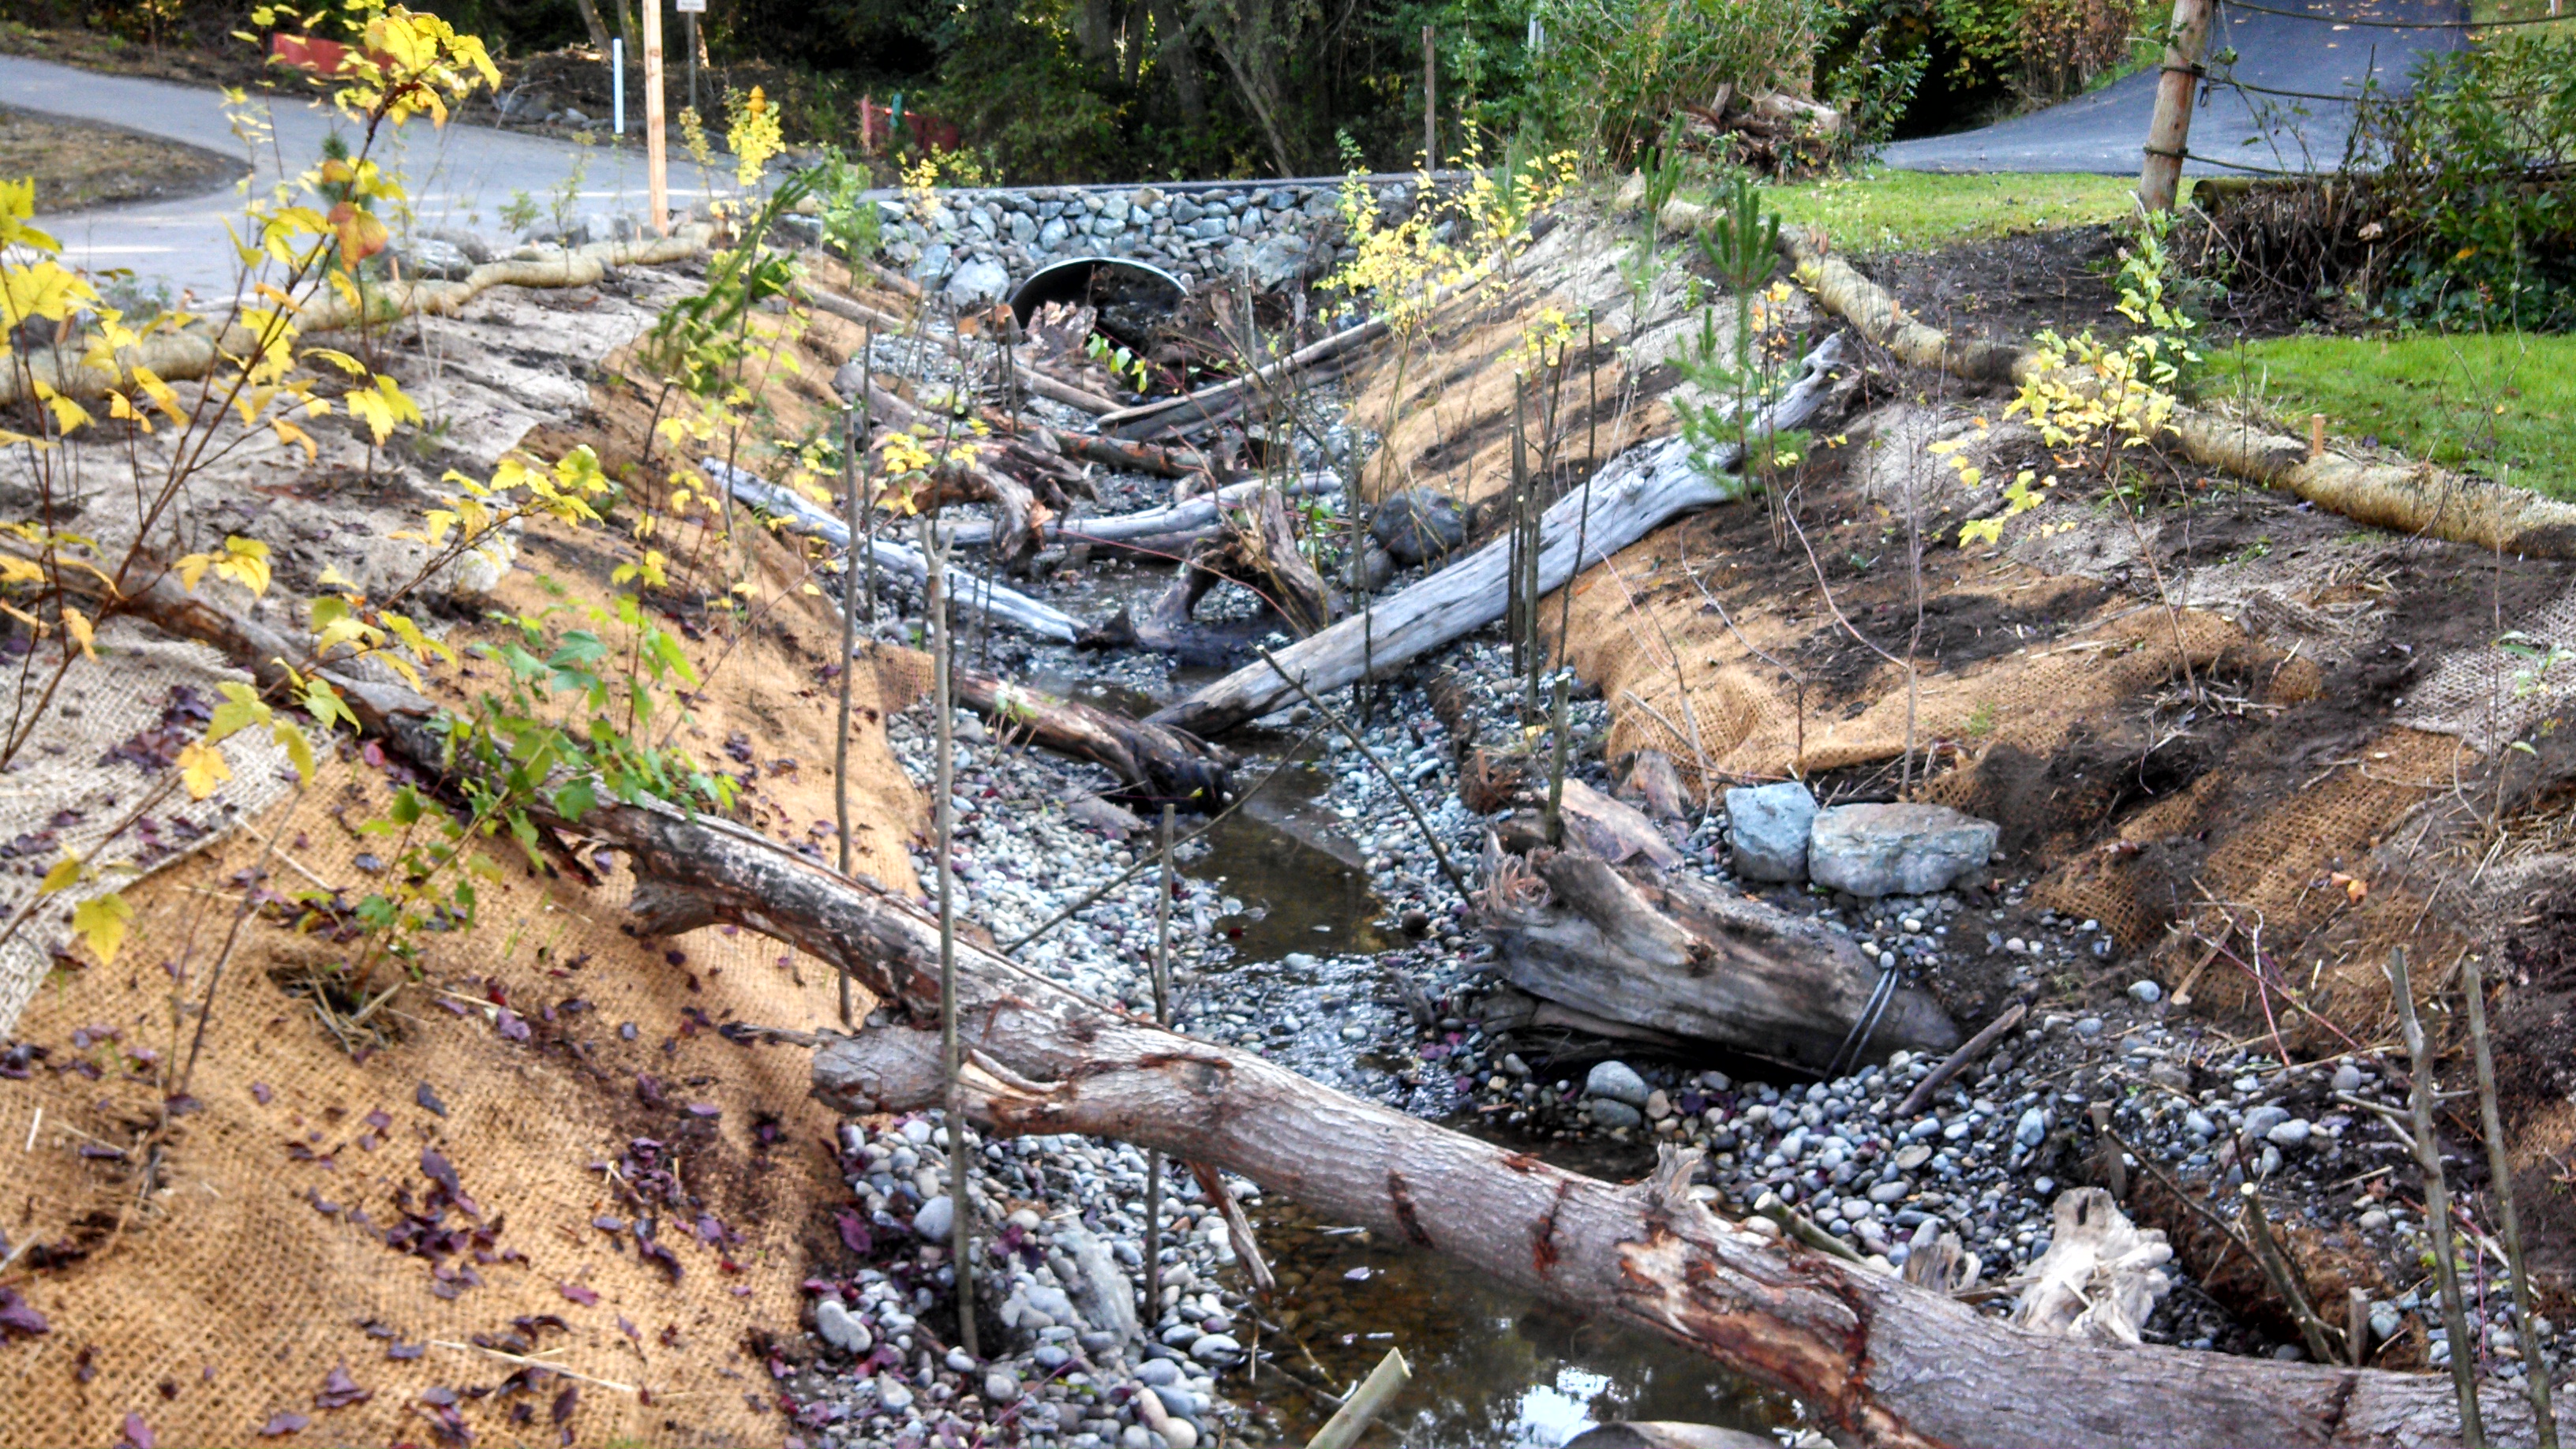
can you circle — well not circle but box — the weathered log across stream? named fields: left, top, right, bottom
left=75, top=553, right=2528, bottom=1448
left=1149, top=334, right=1858, bottom=739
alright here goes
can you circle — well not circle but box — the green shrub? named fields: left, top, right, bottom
left=2352, top=36, right=2576, bottom=329
left=1526, top=0, right=1837, bottom=163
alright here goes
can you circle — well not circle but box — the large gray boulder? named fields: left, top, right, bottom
left=1368, top=488, right=1466, bottom=564
left=1807, top=803, right=1998, bottom=897
left=944, top=256, right=1012, bottom=307
left=1724, top=780, right=1817, bottom=882
left=1245, top=232, right=1312, bottom=290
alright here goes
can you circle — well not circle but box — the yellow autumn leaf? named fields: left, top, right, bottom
left=39, top=853, right=83, bottom=893
left=273, top=417, right=318, bottom=460
left=72, top=892, right=134, bottom=966
left=177, top=739, right=233, bottom=799
left=61, top=605, right=93, bottom=659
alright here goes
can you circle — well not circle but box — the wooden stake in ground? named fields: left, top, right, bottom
left=641, top=0, right=668, bottom=234
left=2140, top=0, right=2214, bottom=211
left=2463, top=955, right=2560, bottom=1446
left=922, top=511, right=979, bottom=1360
left=1144, top=803, right=1174, bottom=1326
left=2389, top=946, right=2482, bottom=1447
left=832, top=399, right=863, bottom=1028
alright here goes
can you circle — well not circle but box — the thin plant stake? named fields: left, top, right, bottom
left=831, top=389, right=866, bottom=1028
left=1144, top=803, right=1175, bottom=1328
left=2388, top=946, right=2482, bottom=1447
left=2463, top=953, right=2558, bottom=1446
left=1256, top=646, right=1471, bottom=902
left=921, top=509, right=979, bottom=1360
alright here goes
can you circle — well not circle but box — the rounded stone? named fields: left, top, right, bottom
left=1585, top=1061, right=1650, bottom=1108
left=913, top=1194, right=956, bottom=1241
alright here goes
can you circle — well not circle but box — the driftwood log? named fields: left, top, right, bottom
left=801, top=283, right=1126, bottom=417
left=946, top=476, right=1337, bottom=552
left=1151, top=335, right=1855, bottom=738
left=1095, top=315, right=1391, bottom=441
left=73, top=560, right=2543, bottom=1447
left=948, top=662, right=1235, bottom=809
left=1480, top=838, right=1958, bottom=1071
left=710, top=460, right=1087, bottom=642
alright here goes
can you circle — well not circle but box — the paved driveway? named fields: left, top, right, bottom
left=1, top=53, right=717, bottom=303
left=1881, top=0, right=2469, bottom=174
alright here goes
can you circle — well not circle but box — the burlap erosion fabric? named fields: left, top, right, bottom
left=0, top=547, right=925, bottom=1448
left=0, top=617, right=300, bottom=1040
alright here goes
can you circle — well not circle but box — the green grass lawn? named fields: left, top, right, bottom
left=2215, top=332, right=2576, bottom=499
left=1754, top=169, right=2164, bottom=252
left=2471, top=0, right=2575, bottom=36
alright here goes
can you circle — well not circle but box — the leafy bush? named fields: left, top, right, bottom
left=1526, top=0, right=1838, bottom=163
left=2351, top=36, right=2576, bottom=329
left=1928, top=0, right=2138, bottom=105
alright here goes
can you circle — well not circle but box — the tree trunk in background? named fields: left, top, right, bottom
left=608, top=0, right=642, bottom=67
left=1191, top=0, right=1297, bottom=176
left=569, top=0, right=614, bottom=55
left=1154, top=0, right=1208, bottom=126
left=1076, top=0, right=1123, bottom=69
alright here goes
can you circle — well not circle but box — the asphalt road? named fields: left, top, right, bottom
left=0, top=53, right=711, bottom=303
left=1881, top=0, right=2470, bottom=174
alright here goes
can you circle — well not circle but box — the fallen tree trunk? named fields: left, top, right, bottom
left=1048, top=429, right=1211, bottom=479
left=945, top=476, right=1337, bottom=550
left=803, top=283, right=1128, bottom=414
left=1480, top=839, right=1957, bottom=1071
left=1095, top=314, right=1391, bottom=441
left=1777, top=228, right=2576, bottom=559
left=802, top=283, right=1127, bottom=417
left=1150, top=335, right=1855, bottom=738
left=88, top=561, right=2540, bottom=1448
left=710, top=460, right=1086, bottom=642
left=949, top=663, right=1236, bottom=810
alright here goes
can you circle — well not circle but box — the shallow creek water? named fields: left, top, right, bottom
left=1009, top=548, right=1799, bottom=1445
left=1153, top=724, right=1792, bottom=1445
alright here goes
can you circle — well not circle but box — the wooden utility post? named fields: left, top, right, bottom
left=2139, top=0, right=2214, bottom=212
left=1422, top=25, right=1437, bottom=169
left=642, top=0, right=669, bottom=233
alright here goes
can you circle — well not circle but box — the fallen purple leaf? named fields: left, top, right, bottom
left=415, top=1081, right=448, bottom=1116
left=249, top=1082, right=273, bottom=1105
left=314, top=1364, right=371, bottom=1410
left=121, top=1412, right=155, bottom=1449
left=257, top=1411, right=310, bottom=1437
left=559, top=1282, right=599, bottom=1306
left=833, top=1209, right=873, bottom=1257
left=0, top=1287, right=49, bottom=1339
left=419, top=1148, right=461, bottom=1197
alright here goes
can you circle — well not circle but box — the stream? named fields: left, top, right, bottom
left=1061, top=659, right=1797, bottom=1447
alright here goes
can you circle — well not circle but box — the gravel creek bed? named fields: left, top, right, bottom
left=774, top=331, right=2570, bottom=1448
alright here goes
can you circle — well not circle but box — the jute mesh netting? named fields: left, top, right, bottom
left=0, top=550, right=925, bottom=1448
left=0, top=620, right=301, bottom=1041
